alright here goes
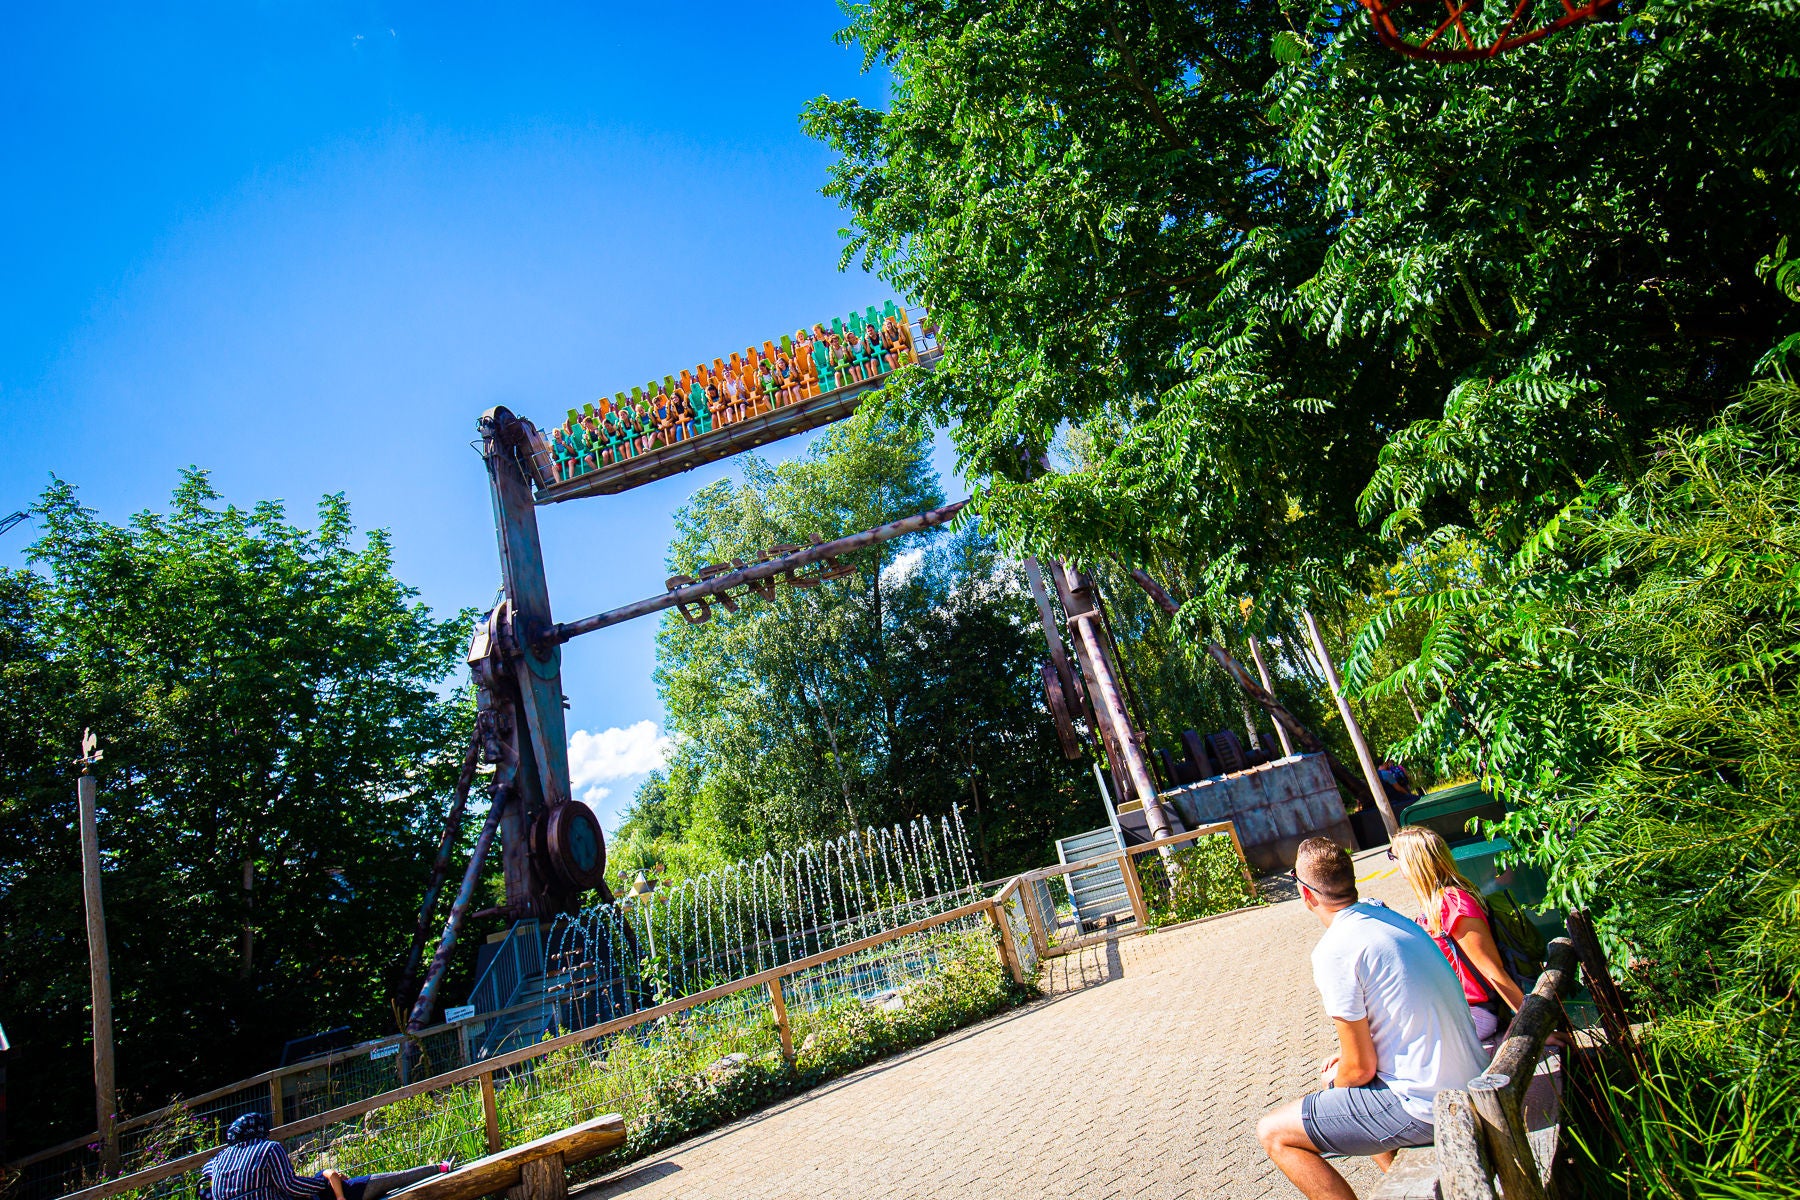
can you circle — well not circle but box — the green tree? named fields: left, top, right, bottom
left=0, top=473, right=473, bottom=1149
left=1349, top=383, right=1800, bottom=1193
left=612, top=412, right=1095, bottom=881
left=804, top=0, right=1800, bottom=624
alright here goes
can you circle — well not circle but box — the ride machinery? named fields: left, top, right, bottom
left=401, top=307, right=944, bottom=1030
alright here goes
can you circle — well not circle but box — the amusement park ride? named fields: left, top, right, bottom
left=395, top=302, right=1253, bottom=1032
left=399, top=305, right=972, bottom=1029
left=395, top=299, right=1401, bottom=1033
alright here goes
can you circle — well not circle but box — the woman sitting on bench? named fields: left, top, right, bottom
left=1391, top=826, right=1528, bottom=1041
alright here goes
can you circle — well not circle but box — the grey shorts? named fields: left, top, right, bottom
left=1301, top=1079, right=1434, bottom=1157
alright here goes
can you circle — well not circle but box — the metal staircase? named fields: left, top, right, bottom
left=464, top=920, right=556, bottom=1059
left=1056, top=828, right=1133, bottom=931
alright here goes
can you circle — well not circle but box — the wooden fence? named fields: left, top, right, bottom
left=1010, top=822, right=1259, bottom=960
left=33, top=822, right=1258, bottom=1200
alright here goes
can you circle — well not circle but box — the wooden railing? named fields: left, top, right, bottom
left=58, top=894, right=1012, bottom=1200
left=1376, top=924, right=1617, bottom=1200
left=41, top=820, right=1259, bottom=1200
left=1009, top=822, right=1258, bottom=960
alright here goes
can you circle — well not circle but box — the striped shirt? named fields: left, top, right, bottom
left=199, top=1139, right=329, bottom=1200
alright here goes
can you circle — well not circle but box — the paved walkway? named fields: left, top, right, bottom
left=577, top=851, right=1412, bottom=1200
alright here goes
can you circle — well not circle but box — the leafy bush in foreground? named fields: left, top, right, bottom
left=1352, top=382, right=1800, bottom=1196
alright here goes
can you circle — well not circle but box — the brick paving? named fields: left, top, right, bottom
left=576, top=851, right=1414, bottom=1200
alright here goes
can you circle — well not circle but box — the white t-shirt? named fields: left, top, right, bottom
left=1311, top=900, right=1489, bottom=1120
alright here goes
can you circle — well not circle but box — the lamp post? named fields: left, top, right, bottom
left=74, top=730, right=117, bottom=1173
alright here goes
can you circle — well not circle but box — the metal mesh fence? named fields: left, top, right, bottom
left=20, top=820, right=1252, bottom=1200
left=1030, top=872, right=1080, bottom=951
left=996, top=886, right=1039, bottom=982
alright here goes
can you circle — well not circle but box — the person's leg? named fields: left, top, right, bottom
left=1257, top=1098, right=1358, bottom=1200
left=356, top=1163, right=448, bottom=1200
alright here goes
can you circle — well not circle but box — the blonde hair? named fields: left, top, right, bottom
left=1391, top=826, right=1484, bottom=935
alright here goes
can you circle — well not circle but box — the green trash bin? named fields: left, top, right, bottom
left=1399, top=782, right=1506, bottom=847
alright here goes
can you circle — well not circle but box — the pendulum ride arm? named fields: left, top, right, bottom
left=392, top=730, right=482, bottom=1021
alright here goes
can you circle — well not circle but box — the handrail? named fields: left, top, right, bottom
left=45, top=822, right=1259, bottom=1200
left=60, top=895, right=999, bottom=1200
left=1465, top=938, right=1578, bottom=1200
left=1021, top=821, right=1254, bottom=887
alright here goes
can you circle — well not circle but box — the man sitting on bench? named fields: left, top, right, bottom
left=1257, top=838, right=1487, bottom=1200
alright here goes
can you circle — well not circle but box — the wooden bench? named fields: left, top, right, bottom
left=1372, top=936, right=1582, bottom=1200
left=390, top=1113, right=625, bottom=1200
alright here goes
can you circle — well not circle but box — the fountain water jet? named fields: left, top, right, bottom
left=545, top=808, right=978, bottom=1030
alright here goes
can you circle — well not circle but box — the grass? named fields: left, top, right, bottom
left=1566, top=1035, right=1800, bottom=1200
left=105, top=926, right=1028, bottom=1200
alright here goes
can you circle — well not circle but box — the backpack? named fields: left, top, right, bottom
left=1482, top=888, right=1547, bottom=991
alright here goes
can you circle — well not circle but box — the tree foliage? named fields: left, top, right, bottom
left=0, top=473, right=472, bottom=1147
left=1352, top=383, right=1800, bottom=1192
left=611, top=412, right=1096, bottom=882
left=805, top=0, right=1800, bottom=624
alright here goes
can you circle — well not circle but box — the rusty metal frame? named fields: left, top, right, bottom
left=1357, top=0, right=1620, bottom=62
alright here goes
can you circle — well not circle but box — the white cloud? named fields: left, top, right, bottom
left=881, top=547, right=925, bottom=586
left=567, top=722, right=670, bottom=827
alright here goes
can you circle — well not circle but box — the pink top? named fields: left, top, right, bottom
left=1422, top=887, right=1491, bottom=1004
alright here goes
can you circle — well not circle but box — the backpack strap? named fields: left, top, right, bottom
left=1439, top=889, right=1515, bottom=1017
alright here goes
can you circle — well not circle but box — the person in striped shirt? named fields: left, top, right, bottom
left=199, top=1114, right=449, bottom=1200
left=199, top=1115, right=327, bottom=1200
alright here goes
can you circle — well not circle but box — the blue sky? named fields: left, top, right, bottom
left=0, top=3, right=942, bottom=830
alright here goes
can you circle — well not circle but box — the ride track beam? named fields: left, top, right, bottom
left=542, top=499, right=969, bottom=649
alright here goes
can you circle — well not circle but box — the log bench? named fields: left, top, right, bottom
left=1371, top=936, right=1582, bottom=1200
left=389, top=1114, right=625, bottom=1200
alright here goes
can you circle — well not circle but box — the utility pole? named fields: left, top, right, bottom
left=1302, top=613, right=1399, bottom=837
left=1249, top=635, right=1296, bottom=758
left=74, top=730, right=118, bottom=1173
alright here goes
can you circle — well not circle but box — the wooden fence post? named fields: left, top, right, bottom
left=480, top=1071, right=502, bottom=1155
left=1220, top=823, right=1258, bottom=895
left=1118, top=850, right=1150, bottom=927
left=1565, top=909, right=1635, bottom=1057
left=513, top=1151, right=566, bottom=1200
left=985, top=901, right=1025, bottom=984
left=1432, top=1089, right=1497, bottom=1200
left=1467, top=1071, right=1545, bottom=1200
left=267, top=1077, right=283, bottom=1128
left=768, top=978, right=794, bottom=1066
